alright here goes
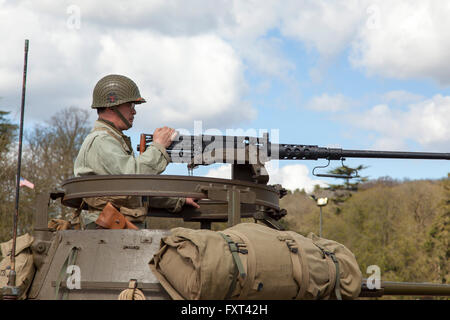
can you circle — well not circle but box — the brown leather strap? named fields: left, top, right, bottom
left=112, top=106, right=132, bottom=130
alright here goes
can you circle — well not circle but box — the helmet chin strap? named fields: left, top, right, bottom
left=111, top=106, right=132, bottom=130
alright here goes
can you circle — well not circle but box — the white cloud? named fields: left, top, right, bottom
left=231, top=37, right=295, bottom=79
left=0, top=2, right=101, bottom=122
left=225, top=0, right=450, bottom=85
left=350, top=1, right=450, bottom=84
left=217, top=1, right=296, bottom=79
left=205, top=164, right=232, bottom=179
left=97, top=31, right=255, bottom=129
left=279, top=0, right=366, bottom=57
left=3, top=0, right=450, bottom=131
left=345, top=95, right=450, bottom=151
left=10, top=0, right=233, bottom=35
left=204, top=162, right=328, bottom=193
left=266, top=162, right=328, bottom=193
left=381, top=90, right=424, bottom=105
left=0, top=1, right=255, bottom=129
left=305, top=93, right=353, bottom=112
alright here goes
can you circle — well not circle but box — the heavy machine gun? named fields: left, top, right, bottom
left=137, top=132, right=449, bottom=181
left=138, top=132, right=450, bottom=162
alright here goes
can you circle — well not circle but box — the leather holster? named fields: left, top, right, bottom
left=48, top=218, right=71, bottom=231
left=95, top=202, right=138, bottom=230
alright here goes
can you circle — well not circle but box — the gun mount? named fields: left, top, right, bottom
left=59, top=174, right=287, bottom=229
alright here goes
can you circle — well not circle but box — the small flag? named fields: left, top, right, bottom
left=20, top=177, right=34, bottom=189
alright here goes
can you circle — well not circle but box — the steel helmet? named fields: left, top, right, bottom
left=91, top=74, right=146, bottom=109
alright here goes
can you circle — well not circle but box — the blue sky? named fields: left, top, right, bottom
left=1, top=1, right=449, bottom=191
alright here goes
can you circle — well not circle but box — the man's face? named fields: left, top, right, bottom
left=116, top=102, right=136, bottom=130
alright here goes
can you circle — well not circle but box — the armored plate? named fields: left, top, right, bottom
left=28, top=229, right=171, bottom=300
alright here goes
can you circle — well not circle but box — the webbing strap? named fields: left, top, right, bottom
left=285, top=240, right=302, bottom=299
left=315, top=244, right=342, bottom=300
left=219, top=233, right=246, bottom=299
left=224, top=230, right=254, bottom=300
left=225, top=264, right=239, bottom=300
left=285, top=238, right=309, bottom=299
left=219, top=233, right=246, bottom=278
left=322, top=251, right=336, bottom=298
left=328, top=252, right=342, bottom=300
left=112, top=107, right=132, bottom=130
left=55, top=247, right=79, bottom=300
left=73, top=200, right=85, bottom=217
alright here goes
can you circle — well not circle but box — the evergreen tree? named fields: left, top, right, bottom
left=327, top=164, right=369, bottom=191
left=0, top=110, right=18, bottom=155
left=326, top=164, right=368, bottom=211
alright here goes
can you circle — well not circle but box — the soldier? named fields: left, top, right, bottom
left=74, top=74, right=199, bottom=229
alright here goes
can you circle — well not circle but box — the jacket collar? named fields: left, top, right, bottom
left=96, top=118, right=122, bottom=135
left=93, top=119, right=133, bottom=152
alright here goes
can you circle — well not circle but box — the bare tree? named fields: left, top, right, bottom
left=24, top=106, right=91, bottom=218
left=0, top=107, right=91, bottom=241
left=25, top=107, right=90, bottom=183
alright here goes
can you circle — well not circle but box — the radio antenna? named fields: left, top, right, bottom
left=5, top=39, right=30, bottom=299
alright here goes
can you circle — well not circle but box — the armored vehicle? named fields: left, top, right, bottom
left=2, top=40, right=449, bottom=300
left=2, top=132, right=449, bottom=300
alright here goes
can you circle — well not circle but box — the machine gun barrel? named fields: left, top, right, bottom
left=276, top=144, right=450, bottom=160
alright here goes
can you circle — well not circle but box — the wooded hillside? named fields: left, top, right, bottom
left=279, top=176, right=449, bottom=286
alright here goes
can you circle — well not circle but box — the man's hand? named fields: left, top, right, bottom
left=153, top=126, right=176, bottom=148
left=185, top=197, right=200, bottom=209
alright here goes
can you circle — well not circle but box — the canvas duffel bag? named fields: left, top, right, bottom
left=149, top=223, right=362, bottom=300
left=0, top=233, right=35, bottom=299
